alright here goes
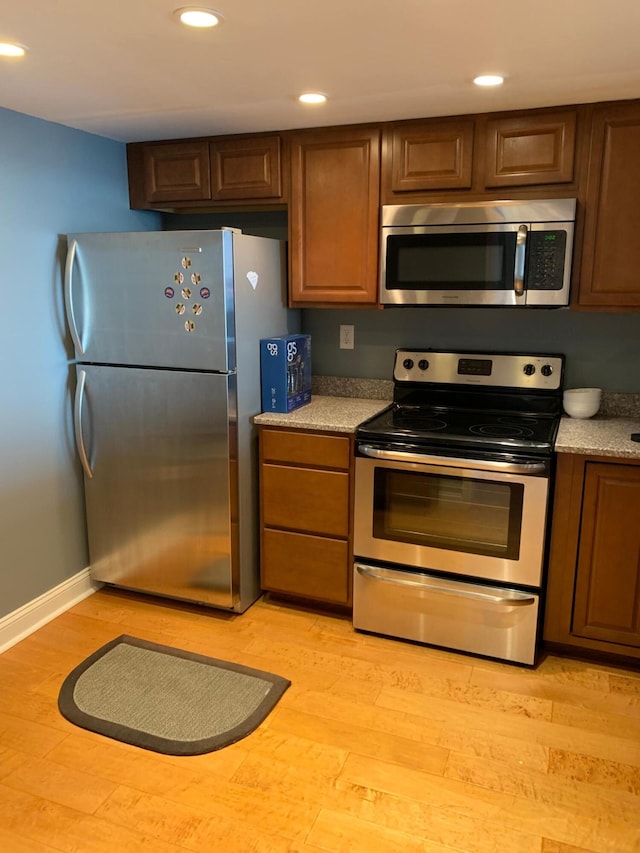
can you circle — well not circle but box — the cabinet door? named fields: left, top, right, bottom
left=210, top=135, right=283, bottom=201
left=578, top=102, right=640, bottom=308
left=288, top=126, right=380, bottom=306
left=141, top=142, right=212, bottom=203
left=484, top=110, right=576, bottom=187
left=572, top=462, right=640, bottom=647
left=386, top=119, right=474, bottom=193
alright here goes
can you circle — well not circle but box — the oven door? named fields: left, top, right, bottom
left=353, top=445, right=550, bottom=588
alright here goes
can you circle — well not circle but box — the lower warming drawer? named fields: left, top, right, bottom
left=353, top=563, right=540, bottom=666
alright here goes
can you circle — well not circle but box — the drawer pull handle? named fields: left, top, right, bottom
left=355, top=564, right=536, bottom=607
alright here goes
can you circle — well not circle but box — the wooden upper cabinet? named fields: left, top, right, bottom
left=382, top=108, right=580, bottom=202
left=140, top=141, right=212, bottom=204
left=385, top=119, right=474, bottom=193
left=288, top=125, right=380, bottom=306
left=209, top=135, right=282, bottom=201
left=577, top=101, right=640, bottom=308
left=127, top=134, right=285, bottom=209
left=483, top=110, right=577, bottom=187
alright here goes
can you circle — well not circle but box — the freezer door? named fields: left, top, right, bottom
left=75, top=364, right=237, bottom=608
left=65, top=230, right=233, bottom=370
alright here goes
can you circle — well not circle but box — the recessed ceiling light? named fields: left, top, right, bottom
left=473, top=74, right=505, bottom=87
left=174, top=7, right=223, bottom=28
left=298, top=93, right=328, bottom=105
left=0, top=42, right=28, bottom=58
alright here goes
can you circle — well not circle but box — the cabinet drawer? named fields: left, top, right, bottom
left=262, top=464, right=349, bottom=537
left=262, top=529, right=349, bottom=604
left=261, top=429, right=350, bottom=469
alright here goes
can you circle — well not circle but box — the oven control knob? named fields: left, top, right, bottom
left=402, top=358, right=414, bottom=370
left=418, top=359, right=430, bottom=371
left=523, top=363, right=536, bottom=376
left=541, top=364, right=553, bottom=377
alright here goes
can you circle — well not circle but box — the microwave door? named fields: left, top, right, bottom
left=381, top=224, right=523, bottom=307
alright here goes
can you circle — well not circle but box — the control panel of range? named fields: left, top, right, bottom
left=394, top=350, right=564, bottom=390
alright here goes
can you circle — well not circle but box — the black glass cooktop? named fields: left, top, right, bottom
left=357, top=403, right=560, bottom=454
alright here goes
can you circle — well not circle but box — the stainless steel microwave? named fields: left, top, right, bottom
left=380, top=198, right=576, bottom=307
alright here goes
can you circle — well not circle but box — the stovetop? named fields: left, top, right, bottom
left=356, top=349, right=565, bottom=456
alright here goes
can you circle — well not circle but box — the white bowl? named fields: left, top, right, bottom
left=563, top=387, right=602, bottom=418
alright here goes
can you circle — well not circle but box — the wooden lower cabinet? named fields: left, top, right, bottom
left=544, top=453, right=640, bottom=659
left=259, top=427, right=353, bottom=606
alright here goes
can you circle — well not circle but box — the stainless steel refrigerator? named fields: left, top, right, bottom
left=64, top=228, right=297, bottom=612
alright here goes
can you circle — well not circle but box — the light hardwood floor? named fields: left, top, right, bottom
left=1, top=588, right=639, bottom=852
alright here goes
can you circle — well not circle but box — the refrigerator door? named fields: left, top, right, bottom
left=75, top=364, right=237, bottom=608
left=65, top=230, right=234, bottom=371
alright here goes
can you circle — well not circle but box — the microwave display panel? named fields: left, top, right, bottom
left=388, top=233, right=516, bottom=291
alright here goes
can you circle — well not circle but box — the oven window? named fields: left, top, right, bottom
left=386, top=232, right=516, bottom=291
left=373, top=468, right=523, bottom=559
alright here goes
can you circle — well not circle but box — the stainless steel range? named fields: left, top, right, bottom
left=353, top=349, right=565, bottom=665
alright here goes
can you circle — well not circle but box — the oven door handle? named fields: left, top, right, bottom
left=355, top=564, right=537, bottom=607
left=358, top=444, right=547, bottom=474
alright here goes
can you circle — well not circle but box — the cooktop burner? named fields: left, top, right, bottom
left=356, top=349, right=565, bottom=456
left=469, top=423, right=535, bottom=439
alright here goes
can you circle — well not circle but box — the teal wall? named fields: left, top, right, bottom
left=0, top=107, right=160, bottom=619
left=303, top=307, right=640, bottom=392
left=165, top=211, right=640, bottom=392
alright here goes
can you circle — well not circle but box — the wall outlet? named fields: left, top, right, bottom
left=339, top=324, right=355, bottom=350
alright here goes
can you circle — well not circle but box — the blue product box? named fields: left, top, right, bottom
left=260, top=334, right=312, bottom=413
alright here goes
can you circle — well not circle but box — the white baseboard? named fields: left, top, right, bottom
left=0, top=569, right=102, bottom=654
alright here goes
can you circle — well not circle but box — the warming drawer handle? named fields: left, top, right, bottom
left=64, top=239, right=84, bottom=356
left=358, top=444, right=547, bottom=475
left=514, top=223, right=528, bottom=298
left=355, top=564, right=536, bottom=607
left=74, top=369, right=93, bottom=479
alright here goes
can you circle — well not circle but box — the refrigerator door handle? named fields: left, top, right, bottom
left=74, top=369, right=93, bottom=479
left=64, top=239, right=84, bottom=355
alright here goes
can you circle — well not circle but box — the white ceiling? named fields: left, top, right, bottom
left=1, top=0, right=640, bottom=143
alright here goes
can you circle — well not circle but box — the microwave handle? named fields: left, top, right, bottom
left=514, top=224, right=528, bottom=297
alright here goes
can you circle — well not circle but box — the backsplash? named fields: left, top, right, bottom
left=312, top=376, right=392, bottom=400
left=313, top=375, right=640, bottom=418
left=599, top=393, right=640, bottom=417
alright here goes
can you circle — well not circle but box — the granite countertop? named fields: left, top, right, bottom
left=555, top=416, right=640, bottom=459
left=253, top=395, right=390, bottom=433
left=254, top=377, right=640, bottom=458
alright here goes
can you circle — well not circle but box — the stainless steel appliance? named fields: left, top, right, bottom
left=380, top=198, right=576, bottom=307
left=64, top=228, right=296, bottom=612
left=353, top=349, right=565, bottom=665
